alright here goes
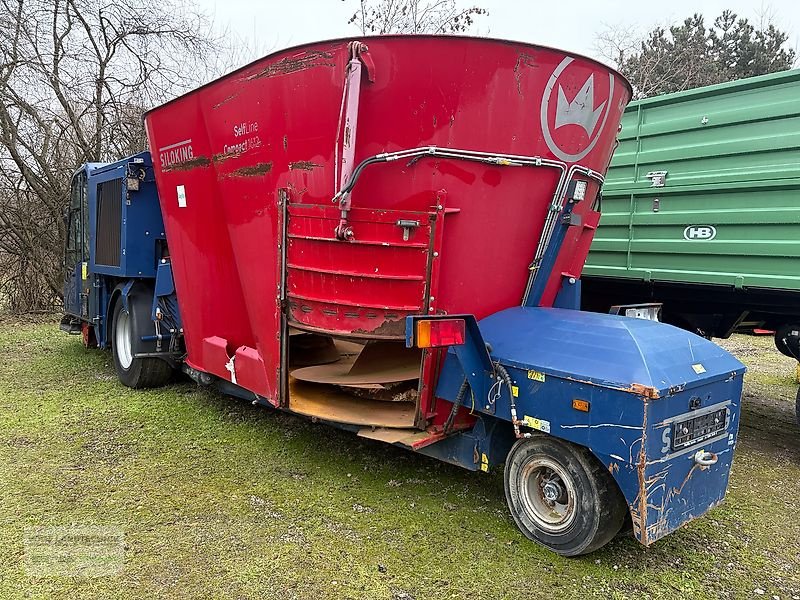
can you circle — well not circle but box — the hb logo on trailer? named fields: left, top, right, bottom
left=540, top=57, right=617, bottom=162
left=684, top=225, right=717, bottom=240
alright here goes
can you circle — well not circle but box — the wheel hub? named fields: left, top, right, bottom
left=542, top=479, right=564, bottom=503
left=115, top=309, right=133, bottom=370
left=519, top=457, right=577, bottom=534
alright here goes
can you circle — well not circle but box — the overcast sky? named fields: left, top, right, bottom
left=196, top=0, right=800, bottom=66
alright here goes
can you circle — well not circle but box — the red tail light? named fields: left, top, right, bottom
left=415, top=318, right=466, bottom=348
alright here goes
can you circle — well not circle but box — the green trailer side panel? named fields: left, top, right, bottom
left=586, top=69, right=800, bottom=291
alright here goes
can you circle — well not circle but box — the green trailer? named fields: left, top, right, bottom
left=582, top=69, right=800, bottom=367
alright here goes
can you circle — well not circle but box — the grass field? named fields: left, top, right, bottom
left=1, top=318, right=799, bottom=599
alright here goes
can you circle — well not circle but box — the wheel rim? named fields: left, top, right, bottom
left=115, top=309, right=133, bottom=370
left=519, top=456, right=577, bottom=534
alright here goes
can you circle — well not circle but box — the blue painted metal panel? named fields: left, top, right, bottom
left=429, top=306, right=745, bottom=545
left=552, top=277, right=581, bottom=310
left=478, top=307, right=743, bottom=393
left=88, top=152, right=165, bottom=279
left=152, top=260, right=182, bottom=334
left=633, top=376, right=742, bottom=544
left=154, top=260, right=175, bottom=297
left=414, top=416, right=514, bottom=471
left=63, top=266, right=82, bottom=317
left=70, top=152, right=166, bottom=348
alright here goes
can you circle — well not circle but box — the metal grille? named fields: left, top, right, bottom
left=95, top=179, right=122, bottom=267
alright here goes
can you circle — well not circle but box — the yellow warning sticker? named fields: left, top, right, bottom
left=81, top=262, right=88, bottom=281
left=692, top=363, right=706, bottom=374
left=527, top=370, right=545, bottom=382
left=511, top=385, right=519, bottom=397
left=522, top=415, right=551, bottom=433
left=480, top=453, right=489, bottom=472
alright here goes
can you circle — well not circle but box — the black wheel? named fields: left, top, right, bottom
left=795, top=386, right=800, bottom=428
left=774, top=324, right=800, bottom=359
left=504, top=436, right=627, bottom=556
left=111, top=299, right=172, bottom=389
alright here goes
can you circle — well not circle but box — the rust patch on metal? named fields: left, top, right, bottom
left=283, top=135, right=288, bottom=151
left=514, top=52, right=538, bottom=96
left=628, top=383, right=660, bottom=399
left=230, top=162, right=273, bottom=177
left=636, top=401, right=649, bottom=546
left=290, top=161, right=321, bottom=171
left=248, top=50, right=335, bottom=80
left=286, top=182, right=308, bottom=201
left=213, top=92, right=241, bottom=109
left=164, top=156, right=211, bottom=171
left=212, top=152, right=240, bottom=164
left=672, top=464, right=700, bottom=498
left=351, top=318, right=406, bottom=338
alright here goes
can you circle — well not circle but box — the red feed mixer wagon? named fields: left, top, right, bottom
left=63, top=35, right=745, bottom=556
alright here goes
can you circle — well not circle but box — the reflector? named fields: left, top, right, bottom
left=572, top=399, right=590, bottom=412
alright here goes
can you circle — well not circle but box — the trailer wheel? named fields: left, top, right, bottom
left=504, top=436, right=627, bottom=556
left=111, top=299, right=172, bottom=389
left=795, top=386, right=800, bottom=428
left=774, top=324, right=800, bottom=359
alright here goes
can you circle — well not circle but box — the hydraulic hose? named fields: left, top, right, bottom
left=443, top=379, right=469, bottom=434
left=495, top=362, right=532, bottom=439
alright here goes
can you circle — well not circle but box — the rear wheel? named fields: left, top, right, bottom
left=774, top=324, right=800, bottom=359
left=111, top=300, right=172, bottom=388
left=795, top=386, right=800, bottom=428
left=504, top=436, right=627, bottom=556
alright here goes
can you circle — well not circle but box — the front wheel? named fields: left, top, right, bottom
left=111, top=300, right=172, bottom=389
left=504, top=436, right=627, bottom=556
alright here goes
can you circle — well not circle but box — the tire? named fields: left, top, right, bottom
left=795, top=386, right=800, bottom=428
left=504, top=436, right=627, bottom=556
left=774, top=324, right=800, bottom=359
left=111, top=299, right=172, bottom=389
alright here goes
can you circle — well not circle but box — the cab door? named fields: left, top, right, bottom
left=64, top=170, right=89, bottom=318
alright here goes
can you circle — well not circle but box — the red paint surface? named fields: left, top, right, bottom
left=144, top=35, right=631, bottom=408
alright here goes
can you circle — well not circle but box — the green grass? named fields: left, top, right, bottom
left=0, top=320, right=799, bottom=599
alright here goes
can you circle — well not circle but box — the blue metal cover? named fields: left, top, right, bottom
left=478, top=307, right=745, bottom=395
left=88, top=151, right=165, bottom=279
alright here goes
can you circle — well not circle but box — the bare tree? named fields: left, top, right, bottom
left=348, top=0, right=487, bottom=34
left=0, top=0, right=218, bottom=311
